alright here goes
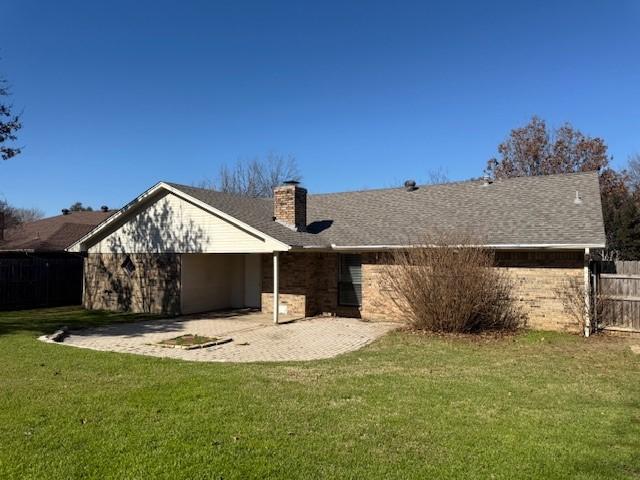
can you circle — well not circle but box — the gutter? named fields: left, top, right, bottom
left=288, top=243, right=605, bottom=253
left=325, top=243, right=606, bottom=252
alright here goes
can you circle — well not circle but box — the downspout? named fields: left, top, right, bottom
left=273, top=251, right=279, bottom=325
left=584, top=247, right=591, bottom=337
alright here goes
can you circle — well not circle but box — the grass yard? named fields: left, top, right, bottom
left=0, top=307, right=639, bottom=479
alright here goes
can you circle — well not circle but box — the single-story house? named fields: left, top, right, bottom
left=68, top=171, right=606, bottom=333
left=0, top=209, right=113, bottom=309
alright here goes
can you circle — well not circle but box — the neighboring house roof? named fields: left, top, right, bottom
left=69, top=171, right=606, bottom=252
left=0, top=211, right=114, bottom=252
left=168, top=171, right=606, bottom=249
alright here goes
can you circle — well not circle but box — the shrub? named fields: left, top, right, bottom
left=555, top=276, right=609, bottom=332
left=383, top=234, right=523, bottom=333
left=555, top=276, right=588, bottom=332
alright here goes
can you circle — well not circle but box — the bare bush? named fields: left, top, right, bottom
left=555, top=276, right=610, bottom=331
left=383, top=234, right=523, bottom=333
left=555, top=276, right=587, bottom=331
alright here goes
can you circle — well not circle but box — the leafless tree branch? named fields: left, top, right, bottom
left=199, top=153, right=301, bottom=198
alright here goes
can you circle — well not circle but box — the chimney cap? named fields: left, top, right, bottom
left=282, top=179, right=300, bottom=186
left=61, top=208, right=70, bottom=215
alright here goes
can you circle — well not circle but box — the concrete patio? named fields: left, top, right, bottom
left=44, top=310, right=398, bottom=362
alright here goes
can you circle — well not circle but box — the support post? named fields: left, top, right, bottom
left=584, top=248, right=591, bottom=337
left=273, top=251, right=279, bottom=325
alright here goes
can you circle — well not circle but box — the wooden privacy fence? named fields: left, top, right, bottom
left=0, top=254, right=83, bottom=310
left=596, top=261, right=640, bottom=332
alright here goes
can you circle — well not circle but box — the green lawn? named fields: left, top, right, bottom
left=0, top=308, right=639, bottom=479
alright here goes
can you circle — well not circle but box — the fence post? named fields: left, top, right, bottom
left=583, top=248, right=591, bottom=337
left=591, top=269, right=598, bottom=331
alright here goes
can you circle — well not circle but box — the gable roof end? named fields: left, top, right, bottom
left=66, top=182, right=291, bottom=253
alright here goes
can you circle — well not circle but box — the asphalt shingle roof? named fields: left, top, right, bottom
left=165, top=183, right=326, bottom=247
left=1, top=211, right=114, bottom=252
left=169, top=171, right=606, bottom=249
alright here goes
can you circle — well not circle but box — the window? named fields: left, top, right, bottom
left=121, top=255, right=136, bottom=276
left=338, top=254, right=362, bottom=306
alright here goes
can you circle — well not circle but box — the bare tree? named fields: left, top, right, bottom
left=13, top=207, right=44, bottom=223
left=0, top=200, right=43, bottom=235
left=425, top=167, right=450, bottom=185
left=0, top=73, right=22, bottom=161
left=200, top=153, right=301, bottom=198
left=0, top=200, right=20, bottom=231
left=626, top=153, right=640, bottom=193
left=383, top=167, right=450, bottom=190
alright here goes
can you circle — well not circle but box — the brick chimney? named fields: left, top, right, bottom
left=273, top=180, right=307, bottom=232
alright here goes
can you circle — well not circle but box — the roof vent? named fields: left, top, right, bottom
left=61, top=208, right=70, bottom=215
left=482, top=176, right=493, bottom=187
left=100, top=205, right=109, bottom=212
left=574, top=190, right=583, bottom=205
left=404, top=179, right=417, bottom=191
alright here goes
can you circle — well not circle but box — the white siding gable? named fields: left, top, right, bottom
left=88, top=192, right=285, bottom=254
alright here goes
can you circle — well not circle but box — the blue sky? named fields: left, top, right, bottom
left=1, top=0, right=639, bottom=215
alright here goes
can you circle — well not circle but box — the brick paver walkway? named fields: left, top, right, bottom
left=43, top=311, right=398, bottom=362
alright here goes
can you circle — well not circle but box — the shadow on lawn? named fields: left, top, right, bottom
left=0, top=306, right=270, bottom=339
left=566, top=402, right=640, bottom=478
left=0, top=306, right=163, bottom=337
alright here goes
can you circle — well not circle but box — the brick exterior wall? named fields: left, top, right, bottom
left=261, top=252, right=340, bottom=317
left=261, top=250, right=586, bottom=332
left=83, top=253, right=181, bottom=315
left=84, top=249, right=586, bottom=332
left=360, top=253, right=406, bottom=321
left=273, top=184, right=307, bottom=231
left=497, top=250, right=585, bottom=332
left=358, top=250, right=586, bottom=331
